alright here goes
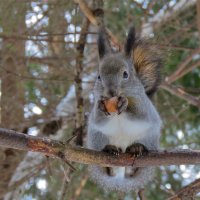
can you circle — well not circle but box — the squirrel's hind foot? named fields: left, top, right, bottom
left=102, top=145, right=122, bottom=177
left=102, top=144, right=122, bottom=156
left=126, top=143, right=148, bottom=158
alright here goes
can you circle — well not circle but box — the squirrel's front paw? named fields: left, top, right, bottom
left=102, top=145, right=122, bottom=156
left=98, top=96, right=110, bottom=116
left=117, top=96, right=128, bottom=114
left=125, top=143, right=148, bottom=157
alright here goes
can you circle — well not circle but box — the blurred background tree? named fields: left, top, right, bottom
left=0, top=0, right=199, bottom=199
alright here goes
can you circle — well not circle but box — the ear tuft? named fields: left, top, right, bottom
left=98, top=27, right=111, bottom=59
left=124, top=27, right=136, bottom=57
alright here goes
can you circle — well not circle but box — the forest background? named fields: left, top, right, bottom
left=0, top=0, right=200, bottom=199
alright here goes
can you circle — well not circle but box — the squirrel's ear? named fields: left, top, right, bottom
left=98, top=27, right=112, bottom=59
left=124, top=27, right=136, bottom=57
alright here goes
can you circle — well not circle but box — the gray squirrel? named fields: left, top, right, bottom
left=87, top=27, right=162, bottom=192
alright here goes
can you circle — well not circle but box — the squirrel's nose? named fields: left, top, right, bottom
left=107, top=89, right=117, bottom=97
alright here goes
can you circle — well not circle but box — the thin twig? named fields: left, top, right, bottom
left=74, top=0, right=121, bottom=49
left=167, top=178, right=200, bottom=200
left=70, top=173, right=89, bottom=200
left=59, top=181, right=68, bottom=200
left=138, top=189, right=147, bottom=200
left=166, top=49, right=200, bottom=83
left=0, top=163, right=45, bottom=198
left=1, top=66, right=94, bottom=83
left=160, top=83, right=200, bottom=108
left=59, top=164, right=74, bottom=200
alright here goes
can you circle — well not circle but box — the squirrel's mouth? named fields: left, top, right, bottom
left=107, top=89, right=117, bottom=97
left=103, top=89, right=123, bottom=98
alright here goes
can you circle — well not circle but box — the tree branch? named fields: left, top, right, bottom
left=70, top=174, right=88, bottom=200
left=166, top=49, right=200, bottom=83
left=74, top=0, right=121, bottom=49
left=1, top=128, right=200, bottom=168
left=167, top=178, right=200, bottom=200
left=160, top=83, right=200, bottom=108
left=74, top=16, right=90, bottom=145
left=138, top=189, right=147, bottom=200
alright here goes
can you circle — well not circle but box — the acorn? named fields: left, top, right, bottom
left=103, top=97, right=118, bottom=113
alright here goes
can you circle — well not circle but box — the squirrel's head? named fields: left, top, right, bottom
left=95, top=27, right=162, bottom=99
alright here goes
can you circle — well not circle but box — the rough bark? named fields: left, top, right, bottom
left=1, top=128, right=200, bottom=168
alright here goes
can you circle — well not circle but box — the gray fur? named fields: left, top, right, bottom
left=88, top=165, right=155, bottom=192
left=87, top=32, right=162, bottom=191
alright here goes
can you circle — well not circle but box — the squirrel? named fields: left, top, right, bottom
left=86, top=27, right=162, bottom=192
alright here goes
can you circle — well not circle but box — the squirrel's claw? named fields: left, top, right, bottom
left=102, top=145, right=122, bottom=156
left=117, top=96, right=128, bottom=114
left=98, top=97, right=110, bottom=116
left=125, top=143, right=148, bottom=158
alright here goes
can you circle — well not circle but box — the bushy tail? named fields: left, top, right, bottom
left=88, top=165, right=155, bottom=192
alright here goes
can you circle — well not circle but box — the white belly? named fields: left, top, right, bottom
left=95, top=113, right=151, bottom=152
left=94, top=113, right=152, bottom=178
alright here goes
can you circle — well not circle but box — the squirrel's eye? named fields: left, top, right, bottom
left=123, top=71, right=129, bottom=79
left=97, top=75, right=101, bottom=80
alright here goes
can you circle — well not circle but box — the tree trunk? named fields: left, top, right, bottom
left=0, top=1, right=26, bottom=198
